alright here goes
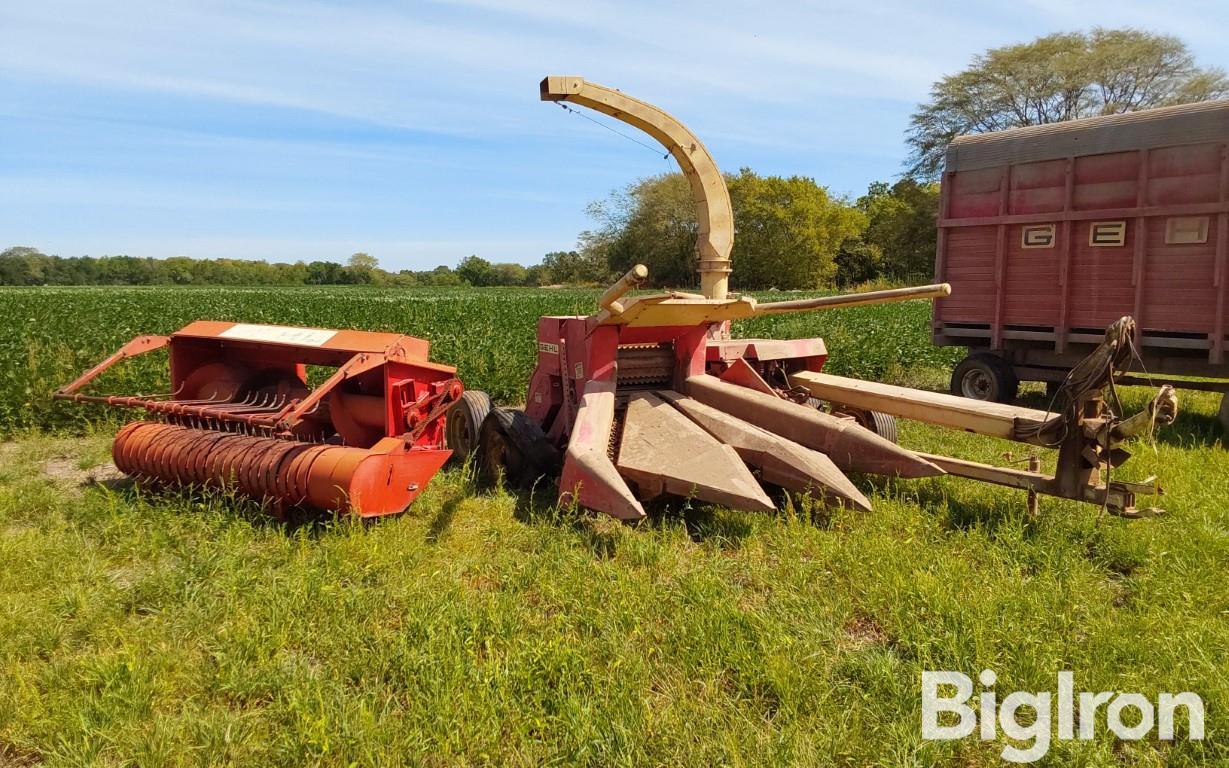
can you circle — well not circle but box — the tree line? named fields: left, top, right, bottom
left=0, top=248, right=535, bottom=288
left=0, top=245, right=628, bottom=288
left=0, top=175, right=936, bottom=290
left=4, top=28, right=1221, bottom=291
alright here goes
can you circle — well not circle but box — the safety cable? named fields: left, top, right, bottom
left=555, top=103, right=670, bottom=159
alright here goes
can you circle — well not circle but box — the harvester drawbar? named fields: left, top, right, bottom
left=448, top=76, right=1179, bottom=521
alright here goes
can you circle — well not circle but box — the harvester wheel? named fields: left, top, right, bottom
left=864, top=410, right=898, bottom=444
left=478, top=408, right=559, bottom=488
left=834, top=408, right=898, bottom=444
left=951, top=353, right=1019, bottom=403
left=446, top=390, right=491, bottom=462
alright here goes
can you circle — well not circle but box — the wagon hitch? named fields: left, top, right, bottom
left=794, top=317, right=1177, bottom=517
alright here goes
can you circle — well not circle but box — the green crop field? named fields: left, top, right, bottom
left=0, top=286, right=959, bottom=435
left=1, top=286, right=1227, bottom=766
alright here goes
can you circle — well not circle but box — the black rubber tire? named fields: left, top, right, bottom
left=477, top=407, right=560, bottom=488
left=445, top=390, right=491, bottom=462
left=1219, top=393, right=1229, bottom=435
left=950, top=353, right=1019, bottom=403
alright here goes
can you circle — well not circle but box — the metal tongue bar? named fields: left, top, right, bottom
left=684, top=375, right=945, bottom=479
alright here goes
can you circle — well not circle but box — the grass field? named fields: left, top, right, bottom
left=1, top=286, right=1227, bottom=766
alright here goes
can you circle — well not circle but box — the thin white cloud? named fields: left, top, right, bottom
left=5, top=0, right=1224, bottom=149
left=2, top=0, right=1227, bottom=267
left=0, top=0, right=953, bottom=138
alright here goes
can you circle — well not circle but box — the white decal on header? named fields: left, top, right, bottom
left=219, top=324, right=338, bottom=347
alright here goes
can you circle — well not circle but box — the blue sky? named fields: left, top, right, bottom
left=3, top=1, right=1227, bottom=270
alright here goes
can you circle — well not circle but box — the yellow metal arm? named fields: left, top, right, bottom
left=751, top=283, right=951, bottom=315
left=541, top=75, right=734, bottom=299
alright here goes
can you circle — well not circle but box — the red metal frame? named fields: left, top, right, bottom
left=57, top=322, right=462, bottom=518
left=524, top=316, right=828, bottom=447
left=57, top=321, right=458, bottom=446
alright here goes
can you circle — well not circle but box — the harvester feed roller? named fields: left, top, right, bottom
left=453, top=75, right=1178, bottom=522
left=56, top=322, right=464, bottom=517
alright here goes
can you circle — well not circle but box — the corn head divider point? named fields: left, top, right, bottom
left=57, top=75, right=1178, bottom=521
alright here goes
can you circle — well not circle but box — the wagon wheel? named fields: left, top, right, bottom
left=951, top=353, right=1019, bottom=403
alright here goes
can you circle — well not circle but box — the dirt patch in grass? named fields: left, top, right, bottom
left=0, top=740, right=42, bottom=766
left=41, top=456, right=125, bottom=493
left=840, top=614, right=888, bottom=650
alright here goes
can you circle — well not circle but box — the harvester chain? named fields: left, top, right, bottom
left=402, top=377, right=464, bottom=444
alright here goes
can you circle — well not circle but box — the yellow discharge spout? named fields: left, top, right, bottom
left=541, top=75, right=734, bottom=300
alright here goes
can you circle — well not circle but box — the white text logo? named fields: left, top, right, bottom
left=921, top=670, right=1204, bottom=763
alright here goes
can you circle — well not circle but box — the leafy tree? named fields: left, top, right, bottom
left=451, top=258, right=531, bottom=287
left=907, top=29, right=1229, bottom=178
left=491, top=262, right=528, bottom=286
left=345, top=252, right=379, bottom=284
left=0, top=247, right=52, bottom=285
left=306, top=261, right=346, bottom=285
left=855, top=180, right=940, bottom=281
left=455, top=255, right=495, bottom=287
left=393, top=269, right=420, bottom=287
left=585, top=170, right=864, bottom=290
left=540, top=249, right=609, bottom=284
left=727, top=169, right=865, bottom=289
left=45, top=256, right=93, bottom=285
left=835, top=241, right=884, bottom=287
left=417, top=265, right=464, bottom=286
left=522, top=264, right=550, bottom=286
left=592, top=173, right=697, bottom=287
left=278, top=261, right=310, bottom=285
left=164, top=256, right=197, bottom=284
